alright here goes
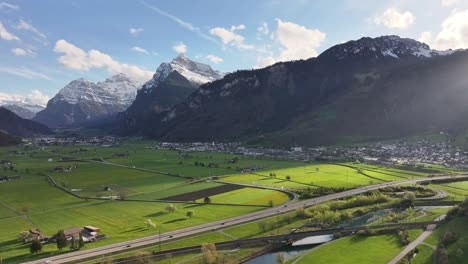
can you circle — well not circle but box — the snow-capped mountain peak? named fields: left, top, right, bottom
left=54, top=73, right=140, bottom=106
left=320, top=35, right=459, bottom=61
left=142, top=54, right=225, bottom=92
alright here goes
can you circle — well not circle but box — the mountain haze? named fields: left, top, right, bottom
left=0, top=107, right=52, bottom=137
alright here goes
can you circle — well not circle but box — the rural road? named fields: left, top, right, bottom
left=24, top=175, right=468, bottom=264
left=387, top=214, right=446, bottom=264
left=415, top=187, right=448, bottom=200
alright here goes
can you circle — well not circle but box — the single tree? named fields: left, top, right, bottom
left=70, top=237, right=77, bottom=250
left=203, top=197, right=211, bottom=204
left=118, top=189, right=129, bottom=200
left=186, top=210, right=194, bottom=218
left=56, top=230, right=67, bottom=250
left=144, top=218, right=156, bottom=228
left=285, top=175, right=291, bottom=181
left=79, top=233, right=85, bottom=248
left=276, top=252, right=285, bottom=264
left=165, top=204, right=176, bottom=213
left=18, top=230, right=32, bottom=243
left=268, top=200, right=274, bottom=207
left=201, top=243, right=217, bottom=264
left=30, top=239, right=42, bottom=254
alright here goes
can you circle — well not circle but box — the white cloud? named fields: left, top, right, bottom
left=173, top=42, right=187, bottom=53
left=205, top=55, right=223, bottom=64
left=0, top=66, right=52, bottom=80
left=255, top=19, right=326, bottom=68
left=257, top=22, right=269, bottom=35
left=28, top=89, right=49, bottom=105
left=432, top=9, right=468, bottom=50
left=131, top=46, right=149, bottom=54
left=17, top=19, right=46, bottom=38
left=129, top=27, right=144, bottom=35
left=141, top=1, right=215, bottom=42
left=0, top=89, right=49, bottom=106
left=230, top=24, right=245, bottom=31
left=276, top=19, right=326, bottom=61
left=418, top=31, right=433, bottom=44
left=209, top=26, right=254, bottom=50
left=0, top=22, right=19, bottom=40
left=441, top=0, right=459, bottom=7
left=11, top=47, right=35, bottom=56
left=53, top=39, right=152, bottom=83
left=256, top=56, right=276, bottom=68
left=0, top=2, right=18, bottom=10
left=374, top=8, right=415, bottom=29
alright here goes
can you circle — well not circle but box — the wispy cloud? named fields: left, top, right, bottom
left=0, top=2, right=19, bottom=10
left=141, top=1, right=216, bottom=43
left=129, top=27, right=144, bottom=35
left=17, top=19, right=46, bottom=38
left=131, top=46, right=149, bottom=54
left=0, top=22, right=19, bottom=41
left=11, top=47, right=36, bottom=56
left=0, top=66, right=52, bottom=80
left=206, top=55, right=223, bottom=64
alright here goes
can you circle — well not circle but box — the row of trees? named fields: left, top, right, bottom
left=56, top=230, right=84, bottom=251
left=30, top=230, right=85, bottom=255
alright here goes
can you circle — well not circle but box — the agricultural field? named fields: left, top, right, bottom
left=0, top=143, right=296, bottom=263
left=222, top=163, right=430, bottom=190
left=0, top=140, right=457, bottom=263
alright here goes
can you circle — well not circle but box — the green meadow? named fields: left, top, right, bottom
left=0, top=140, right=457, bottom=263
left=294, top=230, right=423, bottom=264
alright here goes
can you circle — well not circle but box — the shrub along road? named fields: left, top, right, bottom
left=24, top=175, right=468, bottom=264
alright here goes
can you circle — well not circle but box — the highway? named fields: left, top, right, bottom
left=24, top=174, right=468, bottom=264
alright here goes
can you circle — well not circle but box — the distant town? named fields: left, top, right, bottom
left=27, top=135, right=468, bottom=169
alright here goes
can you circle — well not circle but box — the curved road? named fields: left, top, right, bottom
left=25, top=175, right=468, bottom=264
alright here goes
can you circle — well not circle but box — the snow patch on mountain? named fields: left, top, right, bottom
left=320, top=35, right=461, bottom=61
left=142, top=54, right=225, bottom=93
left=53, top=73, right=140, bottom=106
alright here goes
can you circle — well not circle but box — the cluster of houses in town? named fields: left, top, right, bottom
left=24, top=136, right=117, bottom=147
left=152, top=139, right=468, bottom=169
left=22, top=225, right=105, bottom=244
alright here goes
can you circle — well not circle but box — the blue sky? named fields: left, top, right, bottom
left=1, top=0, right=468, bottom=105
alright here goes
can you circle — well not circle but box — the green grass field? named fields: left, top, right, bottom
left=429, top=183, right=468, bottom=201
left=411, top=244, right=434, bottom=264
left=195, top=187, right=290, bottom=206
left=295, top=230, right=422, bottom=264
left=0, top=140, right=459, bottom=263
left=423, top=216, right=468, bottom=264
left=223, top=164, right=387, bottom=189
left=0, top=144, right=297, bottom=263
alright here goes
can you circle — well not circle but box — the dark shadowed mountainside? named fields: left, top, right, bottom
left=0, top=107, right=52, bottom=136
left=135, top=36, right=468, bottom=146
